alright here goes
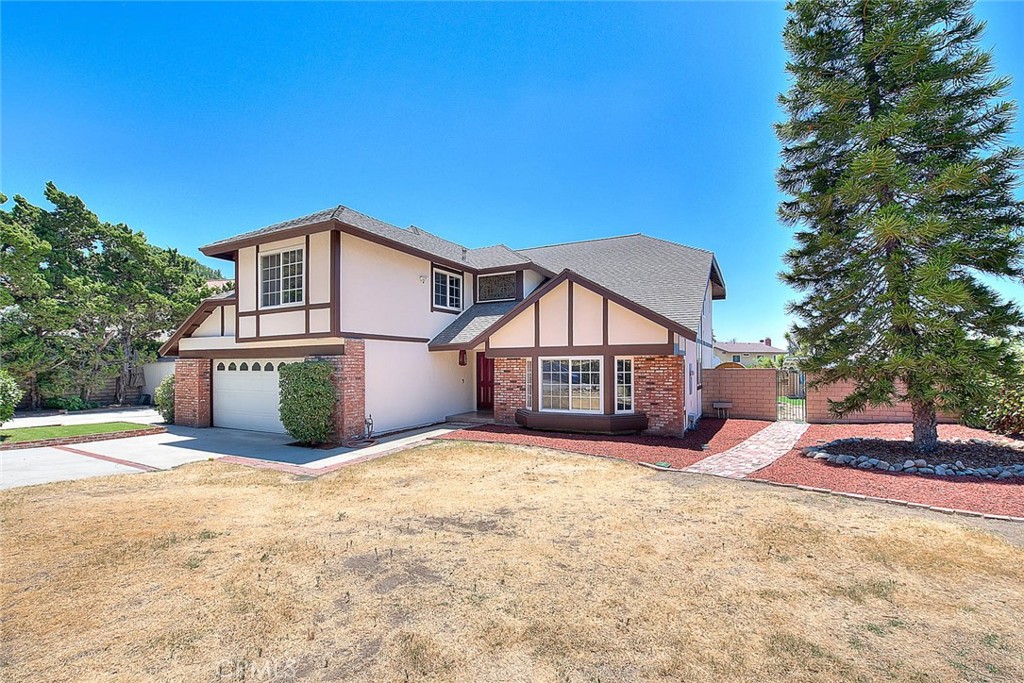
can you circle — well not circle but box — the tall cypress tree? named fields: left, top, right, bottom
left=777, top=0, right=1024, bottom=452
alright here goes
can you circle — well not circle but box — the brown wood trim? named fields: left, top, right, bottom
left=255, top=243, right=261, bottom=338
left=180, top=345, right=346, bottom=359
left=602, top=296, right=609, bottom=345
left=220, top=306, right=225, bottom=336
left=200, top=220, right=336, bottom=258
left=567, top=281, right=574, bottom=347
left=534, top=301, right=540, bottom=347
left=237, top=302, right=331, bottom=318
left=238, top=330, right=338, bottom=342
left=486, top=343, right=675, bottom=358
left=603, top=353, right=615, bottom=415
left=430, top=263, right=464, bottom=314
left=516, top=270, right=525, bottom=301
left=330, top=230, right=341, bottom=336
left=304, top=234, right=311, bottom=335
left=340, top=332, right=430, bottom=343
left=456, top=268, right=697, bottom=352
left=514, top=409, right=647, bottom=435
left=158, top=297, right=238, bottom=357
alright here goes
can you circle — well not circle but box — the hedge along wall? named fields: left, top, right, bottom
left=700, top=368, right=778, bottom=421
left=806, top=379, right=959, bottom=424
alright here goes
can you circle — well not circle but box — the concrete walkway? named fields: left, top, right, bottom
left=685, top=421, right=809, bottom=479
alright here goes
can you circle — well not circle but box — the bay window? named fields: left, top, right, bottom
left=540, top=358, right=601, bottom=413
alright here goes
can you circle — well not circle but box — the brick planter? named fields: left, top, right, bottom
left=0, top=425, right=167, bottom=451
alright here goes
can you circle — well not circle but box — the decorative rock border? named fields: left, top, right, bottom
left=803, top=437, right=1024, bottom=480
left=0, top=425, right=167, bottom=451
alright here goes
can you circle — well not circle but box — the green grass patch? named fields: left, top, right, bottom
left=0, top=422, right=151, bottom=444
left=777, top=397, right=806, bottom=406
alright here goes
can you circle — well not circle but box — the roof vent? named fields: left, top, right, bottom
left=462, top=247, right=467, bottom=261
left=409, top=225, right=420, bottom=235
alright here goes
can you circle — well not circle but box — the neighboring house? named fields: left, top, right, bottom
left=160, top=204, right=726, bottom=439
left=712, top=339, right=786, bottom=368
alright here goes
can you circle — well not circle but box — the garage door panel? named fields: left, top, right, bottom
left=213, top=358, right=300, bottom=434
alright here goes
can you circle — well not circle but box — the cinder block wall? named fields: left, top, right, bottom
left=700, top=368, right=777, bottom=421
left=806, top=379, right=958, bottom=424
left=494, top=357, right=528, bottom=425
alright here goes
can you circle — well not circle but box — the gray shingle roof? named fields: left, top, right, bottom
left=714, top=341, right=786, bottom=354
left=518, top=234, right=720, bottom=335
left=428, top=301, right=521, bottom=347
left=201, top=205, right=530, bottom=271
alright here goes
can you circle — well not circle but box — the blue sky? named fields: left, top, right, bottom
left=3, top=2, right=1023, bottom=346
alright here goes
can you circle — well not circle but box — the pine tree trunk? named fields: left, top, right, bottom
left=911, top=399, right=938, bottom=454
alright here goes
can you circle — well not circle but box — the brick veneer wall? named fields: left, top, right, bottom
left=174, top=358, right=212, bottom=427
left=634, top=355, right=685, bottom=435
left=700, top=368, right=778, bottom=421
left=308, top=339, right=366, bottom=441
left=494, top=357, right=528, bottom=425
left=806, top=379, right=959, bottom=424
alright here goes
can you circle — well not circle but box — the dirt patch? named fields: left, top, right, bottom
left=818, top=437, right=1024, bottom=470
left=2, top=439, right=1023, bottom=682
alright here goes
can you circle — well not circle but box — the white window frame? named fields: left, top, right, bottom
left=260, top=246, right=304, bottom=309
left=615, top=357, right=634, bottom=414
left=476, top=271, right=517, bottom=303
left=432, top=266, right=463, bottom=312
left=525, top=359, right=533, bottom=410
left=539, top=356, right=603, bottom=414
left=732, top=355, right=741, bottom=363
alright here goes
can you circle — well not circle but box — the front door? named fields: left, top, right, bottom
left=476, top=353, right=495, bottom=410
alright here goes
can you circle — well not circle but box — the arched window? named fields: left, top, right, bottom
left=239, top=362, right=249, bottom=371
left=228, top=362, right=237, bottom=371
left=216, top=362, right=225, bottom=371
left=277, top=362, right=287, bottom=370
left=252, top=362, right=262, bottom=371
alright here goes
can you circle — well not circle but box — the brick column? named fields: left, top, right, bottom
left=174, top=358, right=212, bottom=427
left=634, top=355, right=685, bottom=435
left=308, top=339, right=366, bottom=441
left=493, top=357, right=528, bottom=425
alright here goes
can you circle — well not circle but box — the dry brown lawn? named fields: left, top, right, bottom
left=2, top=440, right=1023, bottom=682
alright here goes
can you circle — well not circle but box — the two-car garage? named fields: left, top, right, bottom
left=212, top=358, right=301, bottom=434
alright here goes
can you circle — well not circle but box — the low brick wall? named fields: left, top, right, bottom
left=0, top=425, right=167, bottom=451
left=494, top=357, right=528, bottom=425
left=701, top=368, right=778, bottom=421
left=806, top=380, right=958, bottom=424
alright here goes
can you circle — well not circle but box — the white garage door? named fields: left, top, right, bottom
left=213, top=359, right=300, bottom=434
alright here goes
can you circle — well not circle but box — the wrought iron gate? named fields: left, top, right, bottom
left=777, top=369, right=806, bottom=421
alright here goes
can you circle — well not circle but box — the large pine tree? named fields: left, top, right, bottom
left=777, top=0, right=1024, bottom=452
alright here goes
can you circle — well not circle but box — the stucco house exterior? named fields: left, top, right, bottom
left=161, top=204, right=726, bottom=439
left=712, top=339, right=786, bottom=367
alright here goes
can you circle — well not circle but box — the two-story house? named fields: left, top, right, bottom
left=160, top=204, right=726, bottom=439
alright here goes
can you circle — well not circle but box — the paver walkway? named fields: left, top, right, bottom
left=685, top=421, right=809, bottom=479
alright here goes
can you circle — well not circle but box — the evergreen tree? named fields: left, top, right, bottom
left=777, top=0, right=1024, bottom=452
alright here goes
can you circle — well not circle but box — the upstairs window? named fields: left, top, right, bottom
left=433, top=267, right=462, bottom=311
left=477, top=273, right=516, bottom=302
left=261, top=248, right=303, bottom=307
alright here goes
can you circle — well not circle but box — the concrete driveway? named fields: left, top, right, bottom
left=0, top=421, right=457, bottom=490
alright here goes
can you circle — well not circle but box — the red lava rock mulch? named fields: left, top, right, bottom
left=438, top=419, right=771, bottom=469
left=756, top=423, right=1024, bottom=518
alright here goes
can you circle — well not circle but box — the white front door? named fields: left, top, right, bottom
left=213, top=359, right=299, bottom=434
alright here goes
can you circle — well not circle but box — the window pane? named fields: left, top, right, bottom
left=616, top=358, right=633, bottom=412
left=448, top=275, right=461, bottom=309
left=541, top=359, right=569, bottom=410
left=525, top=360, right=533, bottom=410
left=434, top=271, right=448, bottom=307
left=571, top=359, right=601, bottom=412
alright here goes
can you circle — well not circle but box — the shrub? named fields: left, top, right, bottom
left=154, top=374, right=175, bottom=424
left=279, top=361, right=335, bottom=445
left=0, top=369, right=23, bottom=425
left=983, top=383, right=1024, bottom=436
left=42, top=396, right=101, bottom=412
